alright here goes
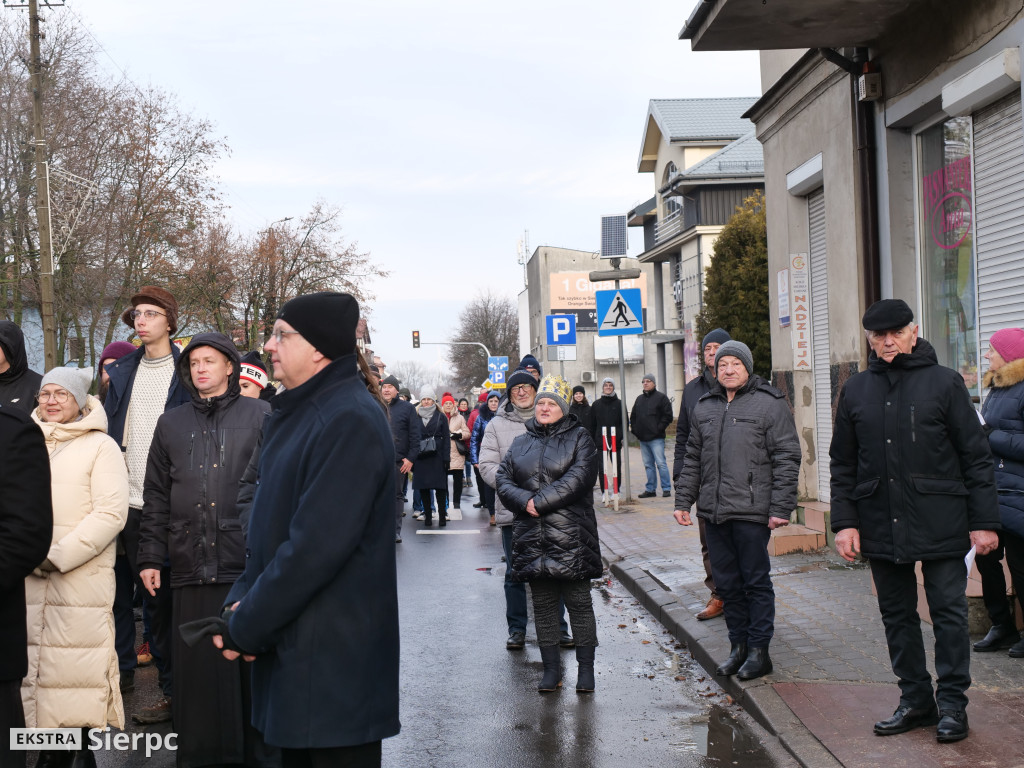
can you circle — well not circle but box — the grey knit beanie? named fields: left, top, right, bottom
left=715, top=340, right=754, bottom=375
left=641, top=372, right=656, bottom=386
left=40, top=366, right=91, bottom=410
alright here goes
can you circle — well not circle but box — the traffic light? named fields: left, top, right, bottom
left=412, top=330, right=420, bottom=349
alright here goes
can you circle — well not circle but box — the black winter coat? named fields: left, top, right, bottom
left=830, top=338, right=1000, bottom=563
left=412, top=407, right=449, bottom=489
left=981, top=357, right=1024, bottom=539
left=0, top=406, right=52, bottom=680
left=591, top=393, right=624, bottom=451
left=386, top=396, right=421, bottom=464
left=675, top=375, right=800, bottom=525
left=569, top=401, right=594, bottom=437
left=0, top=320, right=42, bottom=415
left=673, top=369, right=716, bottom=479
left=225, top=355, right=399, bottom=749
left=496, top=414, right=601, bottom=582
left=630, top=388, right=673, bottom=442
left=137, top=333, right=271, bottom=588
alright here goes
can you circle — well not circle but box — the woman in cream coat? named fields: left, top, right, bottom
left=24, top=368, right=128, bottom=766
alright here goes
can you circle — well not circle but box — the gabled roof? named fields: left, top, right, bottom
left=638, top=97, right=758, bottom=172
left=661, top=130, right=764, bottom=193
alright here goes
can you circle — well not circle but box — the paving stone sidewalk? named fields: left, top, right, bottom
left=600, top=445, right=1024, bottom=767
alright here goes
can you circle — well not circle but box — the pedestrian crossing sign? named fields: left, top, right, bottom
left=595, top=288, right=644, bottom=337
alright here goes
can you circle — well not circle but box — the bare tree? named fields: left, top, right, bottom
left=447, top=290, right=519, bottom=391
left=232, top=201, right=388, bottom=350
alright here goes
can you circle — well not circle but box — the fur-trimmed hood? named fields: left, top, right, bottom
left=984, top=357, right=1024, bottom=389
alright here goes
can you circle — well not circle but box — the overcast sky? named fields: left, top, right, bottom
left=64, top=0, right=760, bottom=373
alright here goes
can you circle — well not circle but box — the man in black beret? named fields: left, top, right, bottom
left=830, top=298, right=999, bottom=743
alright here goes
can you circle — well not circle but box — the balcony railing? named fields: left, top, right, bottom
left=654, top=208, right=683, bottom=244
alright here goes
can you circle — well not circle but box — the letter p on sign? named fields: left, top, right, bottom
left=546, top=314, right=577, bottom=346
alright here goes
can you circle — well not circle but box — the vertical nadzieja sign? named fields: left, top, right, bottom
left=790, top=254, right=811, bottom=371
left=922, top=155, right=972, bottom=250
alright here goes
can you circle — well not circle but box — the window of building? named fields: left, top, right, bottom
left=662, top=163, right=681, bottom=218
left=916, top=116, right=977, bottom=386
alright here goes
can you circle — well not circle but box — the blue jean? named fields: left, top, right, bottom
left=501, top=525, right=569, bottom=637
left=639, top=438, right=671, bottom=493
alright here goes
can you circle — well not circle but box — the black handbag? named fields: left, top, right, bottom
left=418, top=436, right=437, bottom=457
left=453, top=436, right=468, bottom=457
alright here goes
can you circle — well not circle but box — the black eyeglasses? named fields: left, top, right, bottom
left=129, top=309, right=166, bottom=320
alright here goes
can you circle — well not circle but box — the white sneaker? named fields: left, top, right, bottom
left=412, top=512, right=424, bottom=520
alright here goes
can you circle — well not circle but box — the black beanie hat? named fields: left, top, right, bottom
left=572, top=384, right=585, bottom=395
left=702, top=328, right=731, bottom=349
left=276, top=292, right=359, bottom=360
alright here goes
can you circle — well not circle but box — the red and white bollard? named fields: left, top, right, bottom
left=602, top=427, right=619, bottom=511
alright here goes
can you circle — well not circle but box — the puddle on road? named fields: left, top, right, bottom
left=596, top=577, right=786, bottom=768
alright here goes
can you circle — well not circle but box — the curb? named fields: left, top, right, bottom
left=607, top=556, right=843, bottom=768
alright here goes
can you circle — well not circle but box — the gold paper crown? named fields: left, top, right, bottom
left=537, top=374, right=572, bottom=408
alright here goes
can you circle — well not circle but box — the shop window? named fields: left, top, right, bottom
left=917, top=117, right=977, bottom=387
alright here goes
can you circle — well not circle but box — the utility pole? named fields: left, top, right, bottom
left=28, top=0, right=57, bottom=371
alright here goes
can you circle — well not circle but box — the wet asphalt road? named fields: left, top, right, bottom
left=86, top=485, right=791, bottom=767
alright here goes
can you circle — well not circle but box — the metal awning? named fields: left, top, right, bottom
left=680, top=0, right=926, bottom=51
left=644, top=329, right=690, bottom=345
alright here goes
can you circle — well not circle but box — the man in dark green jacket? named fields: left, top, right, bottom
left=830, top=299, right=999, bottom=743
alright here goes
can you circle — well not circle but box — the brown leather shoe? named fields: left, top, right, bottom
left=696, top=598, right=724, bottom=621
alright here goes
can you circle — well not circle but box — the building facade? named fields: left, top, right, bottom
left=629, top=98, right=764, bottom=401
left=684, top=0, right=1024, bottom=502
left=519, top=246, right=670, bottom=404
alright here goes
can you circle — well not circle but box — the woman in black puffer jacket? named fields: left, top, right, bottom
left=979, top=328, right=1024, bottom=658
left=496, top=374, right=600, bottom=693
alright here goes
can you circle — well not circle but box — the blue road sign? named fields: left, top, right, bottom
left=487, top=356, right=509, bottom=388
left=595, top=288, right=644, bottom=337
left=545, top=314, right=577, bottom=346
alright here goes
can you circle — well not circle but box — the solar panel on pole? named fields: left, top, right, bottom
left=600, top=214, right=628, bottom=259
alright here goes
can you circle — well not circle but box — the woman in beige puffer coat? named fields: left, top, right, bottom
left=24, top=373, right=128, bottom=736
left=442, top=394, right=470, bottom=513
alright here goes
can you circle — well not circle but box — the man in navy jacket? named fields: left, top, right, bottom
left=104, top=285, right=190, bottom=722
left=218, top=292, right=399, bottom=765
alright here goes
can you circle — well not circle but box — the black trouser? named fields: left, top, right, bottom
left=448, top=470, right=463, bottom=508
left=0, top=678, right=26, bottom=768
left=419, top=488, right=447, bottom=520
left=869, top=557, right=971, bottom=711
left=705, top=520, right=774, bottom=647
left=1002, top=529, right=1024, bottom=624
left=478, top=476, right=495, bottom=514
left=394, top=464, right=405, bottom=537
left=280, top=741, right=381, bottom=768
left=975, top=535, right=1013, bottom=627
left=117, top=507, right=174, bottom=696
left=530, top=579, right=598, bottom=647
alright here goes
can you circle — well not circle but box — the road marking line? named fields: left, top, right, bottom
left=416, top=530, right=482, bottom=535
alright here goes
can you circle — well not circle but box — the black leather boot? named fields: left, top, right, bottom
left=36, top=750, right=74, bottom=768
left=70, top=729, right=96, bottom=768
left=423, top=511, right=433, bottom=527
left=736, top=646, right=773, bottom=680
left=715, top=642, right=747, bottom=676
left=439, top=509, right=447, bottom=527
left=973, top=624, right=1019, bottom=652
left=576, top=646, right=595, bottom=692
left=538, top=645, right=562, bottom=692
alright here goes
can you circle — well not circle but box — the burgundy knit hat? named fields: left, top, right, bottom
left=122, top=286, right=179, bottom=335
left=99, top=341, right=137, bottom=363
left=990, top=328, right=1024, bottom=363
